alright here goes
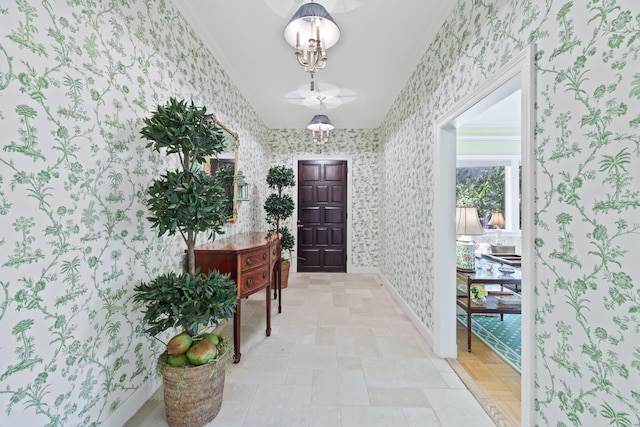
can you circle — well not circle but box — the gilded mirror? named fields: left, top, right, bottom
left=204, top=115, right=239, bottom=223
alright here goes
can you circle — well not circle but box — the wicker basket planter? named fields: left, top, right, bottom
left=158, top=350, right=229, bottom=427
left=281, top=259, right=290, bottom=289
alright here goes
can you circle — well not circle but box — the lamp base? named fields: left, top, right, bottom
left=490, top=244, right=515, bottom=254
left=456, top=239, right=477, bottom=272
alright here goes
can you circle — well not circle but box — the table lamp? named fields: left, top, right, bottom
left=456, top=205, right=484, bottom=272
left=488, top=211, right=505, bottom=244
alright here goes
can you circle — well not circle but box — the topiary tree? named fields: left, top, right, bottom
left=134, top=97, right=238, bottom=338
left=264, top=165, right=295, bottom=260
left=133, top=97, right=240, bottom=426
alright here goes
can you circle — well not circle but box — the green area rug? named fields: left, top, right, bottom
left=457, top=314, right=521, bottom=372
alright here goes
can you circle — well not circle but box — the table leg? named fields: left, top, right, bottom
left=233, top=303, right=242, bottom=363
left=277, top=259, right=282, bottom=314
left=273, top=270, right=278, bottom=300
left=265, top=283, right=271, bottom=337
left=467, top=313, right=472, bottom=352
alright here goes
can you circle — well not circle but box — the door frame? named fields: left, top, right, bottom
left=292, top=155, right=353, bottom=273
left=433, top=44, right=536, bottom=425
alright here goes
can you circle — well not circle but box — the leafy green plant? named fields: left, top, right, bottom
left=214, top=163, right=235, bottom=221
left=134, top=271, right=237, bottom=336
left=456, top=166, right=505, bottom=226
left=134, top=98, right=238, bottom=341
left=264, top=165, right=295, bottom=260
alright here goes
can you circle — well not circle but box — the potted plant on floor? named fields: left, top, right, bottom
left=133, top=98, right=238, bottom=427
left=264, top=165, right=295, bottom=288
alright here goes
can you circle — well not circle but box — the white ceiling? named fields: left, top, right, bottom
left=460, top=90, right=521, bottom=128
left=172, top=0, right=456, bottom=129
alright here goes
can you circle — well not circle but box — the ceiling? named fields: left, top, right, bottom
left=172, top=0, right=456, bottom=129
left=460, top=90, right=521, bottom=129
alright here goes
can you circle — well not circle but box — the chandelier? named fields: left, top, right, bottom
left=307, top=95, right=334, bottom=145
left=284, top=2, right=340, bottom=82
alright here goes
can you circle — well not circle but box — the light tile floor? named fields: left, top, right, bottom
left=125, top=273, right=496, bottom=427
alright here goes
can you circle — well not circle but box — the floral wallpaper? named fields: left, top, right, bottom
left=378, top=0, right=640, bottom=425
left=0, top=0, right=268, bottom=425
left=2, top=0, right=639, bottom=426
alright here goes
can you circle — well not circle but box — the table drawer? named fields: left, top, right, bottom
left=240, top=265, right=270, bottom=294
left=241, top=249, right=269, bottom=270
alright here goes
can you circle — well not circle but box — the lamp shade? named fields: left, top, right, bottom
left=488, top=211, right=505, bottom=228
left=455, top=206, right=484, bottom=236
left=284, top=2, right=341, bottom=50
left=307, top=114, right=334, bottom=132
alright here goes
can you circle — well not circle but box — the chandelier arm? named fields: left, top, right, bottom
left=296, top=54, right=308, bottom=67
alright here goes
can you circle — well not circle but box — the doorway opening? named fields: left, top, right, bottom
left=433, top=45, right=536, bottom=425
left=292, top=155, right=353, bottom=274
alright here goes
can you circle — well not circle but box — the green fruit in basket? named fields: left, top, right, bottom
left=202, top=333, right=220, bottom=345
left=166, top=333, right=192, bottom=355
left=186, top=339, right=218, bottom=366
left=167, top=353, right=189, bottom=367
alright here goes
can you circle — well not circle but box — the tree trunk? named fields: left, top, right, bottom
left=186, top=230, right=195, bottom=277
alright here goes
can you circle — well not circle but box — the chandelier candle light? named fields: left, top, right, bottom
left=456, top=205, right=485, bottom=272
left=284, top=1, right=340, bottom=89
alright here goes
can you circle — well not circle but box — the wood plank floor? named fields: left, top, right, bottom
left=453, top=321, right=521, bottom=426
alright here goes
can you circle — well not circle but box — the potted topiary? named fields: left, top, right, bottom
left=264, top=165, right=295, bottom=288
left=133, top=98, right=238, bottom=427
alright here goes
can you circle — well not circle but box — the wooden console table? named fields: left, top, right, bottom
left=193, top=232, right=281, bottom=363
left=456, top=258, right=521, bottom=352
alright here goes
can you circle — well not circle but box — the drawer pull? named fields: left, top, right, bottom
left=263, top=252, right=267, bottom=260
left=246, top=278, right=253, bottom=286
left=246, top=258, right=253, bottom=266
left=263, top=271, right=268, bottom=279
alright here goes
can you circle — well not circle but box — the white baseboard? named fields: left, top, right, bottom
left=348, top=266, right=379, bottom=274
left=374, top=269, right=436, bottom=351
left=102, top=377, right=161, bottom=427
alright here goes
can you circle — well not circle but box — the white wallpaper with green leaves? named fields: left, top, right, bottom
left=2, top=0, right=640, bottom=426
left=377, top=0, right=640, bottom=425
left=0, top=0, right=268, bottom=425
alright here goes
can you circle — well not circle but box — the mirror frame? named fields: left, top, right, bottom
left=204, top=115, right=239, bottom=223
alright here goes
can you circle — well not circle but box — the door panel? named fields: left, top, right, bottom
left=316, top=228, right=329, bottom=245
left=325, top=207, right=343, bottom=223
left=301, top=206, right=321, bottom=223
left=297, top=160, right=347, bottom=272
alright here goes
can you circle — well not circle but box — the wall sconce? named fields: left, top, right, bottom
left=237, top=171, right=249, bottom=202
left=456, top=205, right=484, bottom=272
left=284, top=1, right=340, bottom=86
left=488, top=211, right=505, bottom=244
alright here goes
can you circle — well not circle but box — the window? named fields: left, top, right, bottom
left=456, top=155, right=521, bottom=232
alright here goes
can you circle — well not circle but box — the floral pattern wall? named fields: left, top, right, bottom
left=0, top=0, right=267, bottom=425
left=2, top=0, right=639, bottom=426
left=378, top=0, right=640, bottom=425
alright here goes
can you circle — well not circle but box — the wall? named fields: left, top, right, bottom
left=0, top=1, right=267, bottom=425
left=266, top=128, right=381, bottom=270
left=378, top=0, right=640, bottom=425
left=3, top=1, right=639, bottom=425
